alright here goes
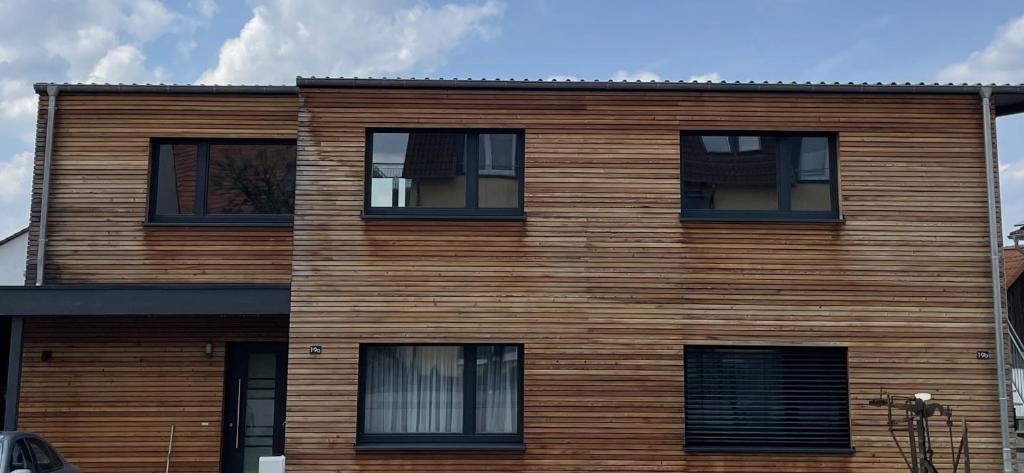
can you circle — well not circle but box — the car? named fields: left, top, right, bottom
left=0, top=432, right=79, bottom=473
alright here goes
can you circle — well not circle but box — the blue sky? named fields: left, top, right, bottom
left=1, top=0, right=1022, bottom=242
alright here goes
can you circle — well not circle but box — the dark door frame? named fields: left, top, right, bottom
left=221, top=341, right=288, bottom=473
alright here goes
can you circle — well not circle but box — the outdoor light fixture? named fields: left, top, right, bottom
left=204, top=343, right=214, bottom=359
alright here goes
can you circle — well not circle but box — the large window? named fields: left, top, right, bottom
left=684, top=346, right=851, bottom=453
left=357, top=344, right=524, bottom=449
left=364, top=129, right=525, bottom=218
left=148, top=139, right=296, bottom=225
left=680, top=132, right=839, bottom=221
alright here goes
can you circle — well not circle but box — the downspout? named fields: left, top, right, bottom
left=981, top=86, right=1013, bottom=473
left=5, top=86, right=58, bottom=431
left=34, top=85, right=58, bottom=286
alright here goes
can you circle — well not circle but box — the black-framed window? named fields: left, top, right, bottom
left=684, top=345, right=851, bottom=453
left=357, top=344, right=524, bottom=449
left=364, top=129, right=525, bottom=219
left=148, top=139, right=296, bottom=225
left=680, top=132, right=839, bottom=222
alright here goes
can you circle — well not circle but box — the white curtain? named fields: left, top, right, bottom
left=364, top=346, right=464, bottom=433
left=476, top=346, right=519, bottom=433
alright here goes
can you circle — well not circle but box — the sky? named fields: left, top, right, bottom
left=0, top=0, right=1023, bottom=242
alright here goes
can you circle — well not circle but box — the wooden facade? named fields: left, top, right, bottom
left=24, top=92, right=298, bottom=284
left=287, top=87, right=1004, bottom=472
left=12, top=82, right=1015, bottom=473
left=18, top=315, right=288, bottom=472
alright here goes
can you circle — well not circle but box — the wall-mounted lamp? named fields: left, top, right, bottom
left=204, top=343, right=214, bottom=359
left=41, top=350, right=52, bottom=362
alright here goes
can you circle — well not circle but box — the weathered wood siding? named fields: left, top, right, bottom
left=24, top=93, right=298, bottom=284
left=18, top=315, right=288, bottom=473
left=287, top=88, right=1004, bottom=472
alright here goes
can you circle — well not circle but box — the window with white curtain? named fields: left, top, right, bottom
left=358, top=344, right=523, bottom=447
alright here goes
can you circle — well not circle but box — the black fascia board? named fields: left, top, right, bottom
left=0, top=284, right=290, bottom=316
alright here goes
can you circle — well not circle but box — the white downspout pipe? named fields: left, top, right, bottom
left=981, top=86, right=1013, bottom=473
left=34, top=85, right=58, bottom=286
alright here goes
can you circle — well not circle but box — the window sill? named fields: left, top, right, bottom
left=361, top=212, right=527, bottom=222
left=684, top=446, right=855, bottom=455
left=355, top=443, right=526, bottom=452
left=679, top=213, right=844, bottom=224
left=144, top=221, right=293, bottom=228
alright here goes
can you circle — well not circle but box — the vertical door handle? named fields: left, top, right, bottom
left=235, top=377, right=242, bottom=449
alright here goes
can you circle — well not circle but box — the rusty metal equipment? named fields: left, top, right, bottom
left=868, top=389, right=971, bottom=473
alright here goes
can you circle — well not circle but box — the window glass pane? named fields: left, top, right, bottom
left=791, top=137, right=832, bottom=212
left=682, top=135, right=779, bottom=211
left=700, top=136, right=731, bottom=153
left=737, top=136, right=761, bottom=152
left=476, top=345, right=520, bottom=433
left=154, top=144, right=197, bottom=215
left=685, top=346, right=850, bottom=450
left=27, top=439, right=61, bottom=473
left=478, top=133, right=519, bottom=208
left=9, top=440, right=30, bottom=471
left=364, top=346, right=464, bottom=434
left=207, top=144, right=296, bottom=215
left=243, top=353, right=277, bottom=473
left=370, top=132, right=466, bottom=208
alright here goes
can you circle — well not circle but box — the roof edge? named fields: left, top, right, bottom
left=0, top=227, right=27, bottom=247
left=296, top=77, right=1024, bottom=95
left=34, top=83, right=297, bottom=95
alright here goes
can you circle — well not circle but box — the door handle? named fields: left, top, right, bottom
left=234, top=377, right=242, bottom=449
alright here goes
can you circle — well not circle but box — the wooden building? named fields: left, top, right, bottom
left=2, top=78, right=1024, bottom=473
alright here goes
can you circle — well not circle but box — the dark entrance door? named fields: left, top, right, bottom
left=222, top=342, right=287, bottom=473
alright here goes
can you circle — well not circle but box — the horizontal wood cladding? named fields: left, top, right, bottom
left=25, top=93, right=298, bottom=284
left=18, top=315, right=288, bottom=473
left=287, top=88, right=1003, bottom=471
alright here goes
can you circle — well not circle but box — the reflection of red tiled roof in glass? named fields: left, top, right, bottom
left=1006, top=248, right=1024, bottom=289
left=402, top=133, right=460, bottom=179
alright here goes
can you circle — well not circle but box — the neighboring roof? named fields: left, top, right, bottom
left=1006, top=247, right=1024, bottom=289
left=33, top=78, right=1024, bottom=115
left=0, top=227, right=27, bottom=247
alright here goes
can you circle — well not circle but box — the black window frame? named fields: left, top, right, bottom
left=356, top=343, right=526, bottom=451
left=362, top=128, right=527, bottom=220
left=683, top=345, right=853, bottom=454
left=146, top=138, right=297, bottom=226
left=680, top=131, right=841, bottom=223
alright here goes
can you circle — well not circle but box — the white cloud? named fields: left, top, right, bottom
left=937, top=14, right=1024, bottom=83
left=611, top=69, right=661, bottom=82
left=1002, top=162, right=1024, bottom=182
left=689, top=72, right=722, bottom=83
left=190, top=0, right=218, bottom=19
left=0, top=152, right=32, bottom=202
left=85, top=45, right=166, bottom=84
left=0, top=0, right=194, bottom=236
left=197, top=0, right=505, bottom=85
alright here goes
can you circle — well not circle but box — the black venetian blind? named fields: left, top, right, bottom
left=684, top=346, right=851, bottom=451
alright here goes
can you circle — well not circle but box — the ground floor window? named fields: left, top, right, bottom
left=684, top=345, right=851, bottom=452
left=357, top=344, right=523, bottom=448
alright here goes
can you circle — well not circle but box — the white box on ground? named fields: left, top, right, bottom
left=259, top=455, right=285, bottom=473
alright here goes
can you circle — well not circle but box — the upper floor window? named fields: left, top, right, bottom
left=684, top=345, right=851, bottom=453
left=148, top=139, right=296, bottom=225
left=357, top=344, right=524, bottom=449
left=364, top=129, right=525, bottom=219
left=681, top=132, right=839, bottom=221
